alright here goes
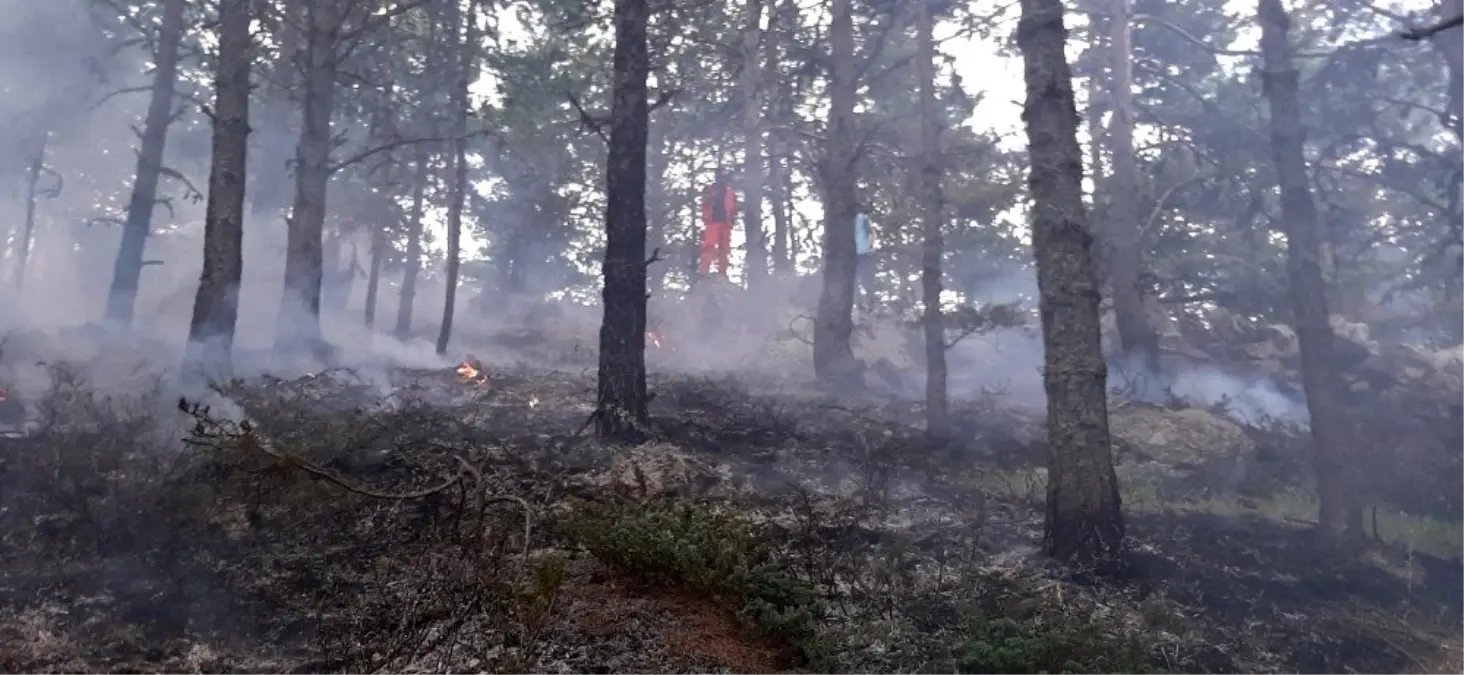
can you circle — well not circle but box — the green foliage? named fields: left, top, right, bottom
left=565, top=500, right=823, bottom=649
left=951, top=613, right=1153, bottom=674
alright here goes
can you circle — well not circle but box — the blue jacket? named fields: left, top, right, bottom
left=854, top=212, right=871, bottom=255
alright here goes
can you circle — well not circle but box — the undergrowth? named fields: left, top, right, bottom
left=950, top=612, right=1153, bottom=674
left=564, top=500, right=823, bottom=660
left=565, top=499, right=1158, bottom=674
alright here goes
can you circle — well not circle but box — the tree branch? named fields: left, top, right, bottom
left=1400, top=14, right=1463, bottom=40
left=566, top=92, right=610, bottom=143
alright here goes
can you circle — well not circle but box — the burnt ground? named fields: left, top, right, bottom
left=0, top=361, right=1459, bottom=674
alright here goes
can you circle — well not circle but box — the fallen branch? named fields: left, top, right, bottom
left=177, top=397, right=532, bottom=567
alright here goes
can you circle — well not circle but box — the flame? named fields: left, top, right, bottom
left=0, top=388, right=7, bottom=402
left=647, top=331, right=665, bottom=349
left=528, top=396, right=539, bottom=408
left=456, top=359, right=487, bottom=384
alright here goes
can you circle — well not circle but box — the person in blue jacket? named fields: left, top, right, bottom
left=854, top=210, right=876, bottom=310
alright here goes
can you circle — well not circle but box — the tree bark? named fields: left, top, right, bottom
left=1432, top=0, right=1464, bottom=342
left=1017, top=0, right=1126, bottom=564
left=813, top=0, right=862, bottom=387
left=1085, top=19, right=1105, bottom=202
left=595, top=0, right=652, bottom=441
left=1103, top=0, right=1162, bottom=379
left=275, top=0, right=339, bottom=356
left=394, top=151, right=430, bottom=340
left=766, top=1, right=792, bottom=275
left=250, top=0, right=302, bottom=216
left=13, top=134, right=47, bottom=291
left=740, top=0, right=767, bottom=287
left=916, top=0, right=948, bottom=440
left=1257, top=0, right=1357, bottom=546
left=364, top=217, right=386, bottom=328
left=646, top=127, right=669, bottom=296
left=185, top=0, right=251, bottom=375
left=106, top=0, right=186, bottom=324
left=436, top=5, right=477, bottom=357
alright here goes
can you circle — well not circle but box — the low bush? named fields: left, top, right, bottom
left=565, top=500, right=822, bottom=654
left=951, top=612, right=1152, bottom=674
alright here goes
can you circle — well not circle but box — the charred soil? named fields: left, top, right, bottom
left=0, top=359, right=1459, bottom=673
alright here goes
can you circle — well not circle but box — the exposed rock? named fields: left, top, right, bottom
left=1109, top=406, right=1255, bottom=469
left=581, top=442, right=731, bottom=501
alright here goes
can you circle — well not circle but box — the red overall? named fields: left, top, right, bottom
left=699, top=183, right=736, bottom=278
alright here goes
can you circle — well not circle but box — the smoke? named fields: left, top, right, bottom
left=0, top=0, right=494, bottom=386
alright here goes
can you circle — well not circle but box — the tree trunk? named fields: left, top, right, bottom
left=767, top=0, right=795, bottom=274
left=813, top=0, right=861, bottom=387
left=13, top=134, right=47, bottom=291
left=740, top=0, right=767, bottom=287
left=250, top=0, right=302, bottom=216
left=916, top=0, right=948, bottom=440
left=436, top=6, right=476, bottom=357
left=647, top=128, right=669, bottom=296
left=394, top=151, right=429, bottom=340
left=275, top=0, right=338, bottom=356
left=105, top=0, right=186, bottom=324
left=185, top=0, right=251, bottom=375
left=1103, top=0, right=1161, bottom=379
left=1257, top=0, right=1357, bottom=546
left=1428, top=0, right=1464, bottom=335
left=1017, top=0, right=1126, bottom=564
left=595, top=0, right=652, bottom=441
left=364, top=220, right=386, bottom=328
left=1085, top=20, right=1105, bottom=201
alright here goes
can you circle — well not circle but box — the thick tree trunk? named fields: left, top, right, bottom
left=1085, top=20, right=1105, bottom=201
left=646, top=129, right=669, bottom=296
left=916, top=0, right=948, bottom=440
left=394, top=151, right=429, bottom=340
left=1257, top=0, right=1357, bottom=546
left=185, top=0, right=251, bottom=375
left=436, top=7, right=476, bottom=357
left=364, top=221, right=386, bottom=328
left=1103, top=0, right=1162, bottom=379
left=813, top=0, right=862, bottom=387
left=1435, top=0, right=1464, bottom=342
left=106, top=0, right=186, bottom=324
left=740, top=0, right=767, bottom=287
left=1017, top=0, right=1126, bottom=564
left=595, top=0, right=652, bottom=441
left=13, top=134, right=47, bottom=291
left=767, top=0, right=790, bottom=273
left=250, top=0, right=302, bottom=215
left=275, top=0, right=338, bottom=355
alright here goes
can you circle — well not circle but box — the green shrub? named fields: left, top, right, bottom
left=565, top=500, right=821, bottom=648
left=952, top=613, right=1152, bottom=674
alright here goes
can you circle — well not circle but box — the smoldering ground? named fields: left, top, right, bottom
left=1, top=321, right=1460, bottom=673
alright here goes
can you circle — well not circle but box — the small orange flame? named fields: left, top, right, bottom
left=456, top=358, right=487, bottom=384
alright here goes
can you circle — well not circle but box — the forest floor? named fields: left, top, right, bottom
left=0, top=352, right=1460, bottom=673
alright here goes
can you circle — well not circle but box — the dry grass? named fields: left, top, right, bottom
left=0, top=352, right=1457, bottom=674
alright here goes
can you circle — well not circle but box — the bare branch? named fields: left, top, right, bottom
left=328, top=130, right=492, bottom=174
left=1400, top=14, right=1463, bottom=40
left=566, top=92, right=610, bottom=143
left=90, top=85, right=154, bottom=112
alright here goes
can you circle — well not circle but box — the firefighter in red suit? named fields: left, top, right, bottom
left=699, top=169, right=737, bottom=279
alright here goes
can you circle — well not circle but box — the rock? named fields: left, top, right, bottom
left=1109, top=406, right=1255, bottom=469
left=583, top=443, right=729, bottom=501
left=1207, top=307, right=1249, bottom=344
left=1259, top=324, right=1299, bottom=358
